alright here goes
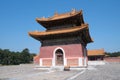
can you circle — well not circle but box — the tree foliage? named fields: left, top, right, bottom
left=0, top=48, right=36, bottom=65
left=105, top=51, right=120, bottom=57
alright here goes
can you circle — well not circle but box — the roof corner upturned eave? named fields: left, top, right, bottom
left=82, top=24, right=93, bottom=44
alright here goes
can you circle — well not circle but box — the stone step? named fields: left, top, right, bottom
left=49, top=66, right=64, bottom=71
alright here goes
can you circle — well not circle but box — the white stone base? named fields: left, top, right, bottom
left=88, top=61, right=106, bottom=66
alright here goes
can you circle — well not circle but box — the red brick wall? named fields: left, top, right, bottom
left=104, top=57, right=120, bottom=63
left=39, top=44, right=83, bottom=58
left=42, top=58, right=52, bottom=66
left=34, top=44, right=84, bottom=66
left=67, top=58, right=79, bottom=66
left=33, top=55, right=40, bottom=64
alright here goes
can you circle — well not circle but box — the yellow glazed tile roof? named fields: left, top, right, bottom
left=88, top=49, right=105, bottom=56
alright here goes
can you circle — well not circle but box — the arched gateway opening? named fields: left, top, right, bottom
left=55, top=49, right=64, bottom=65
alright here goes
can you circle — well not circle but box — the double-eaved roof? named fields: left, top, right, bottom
left=29, top=9, right=93, bottom=44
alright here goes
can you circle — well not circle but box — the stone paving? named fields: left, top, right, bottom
left=75, top=63, right=120, bottom=80
left=0, top=63, right=120, bottom=80
left=0, top=64, right=81, bottom=80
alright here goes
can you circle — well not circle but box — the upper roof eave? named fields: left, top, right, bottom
left=36, top=10, right=83, bottom=22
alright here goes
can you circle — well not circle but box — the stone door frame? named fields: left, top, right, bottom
left=52, top=47, right=67, bottom=66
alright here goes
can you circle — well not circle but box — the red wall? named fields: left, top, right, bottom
left=34, top=44, right=84, bottom=65
left=104, top=57, right=120, bottom=63
left=40, top=44, right=83, bottom=58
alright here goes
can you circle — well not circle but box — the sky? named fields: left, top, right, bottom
left=0, top=0, right=120, bottom=53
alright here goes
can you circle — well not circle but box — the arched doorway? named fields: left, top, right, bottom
left=55, top=49, right=64, bottom=65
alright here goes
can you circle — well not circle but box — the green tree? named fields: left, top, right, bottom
left=105, top=51, right=120, bottom=57
left=1, top=49, right=11, bottom=65
left=20, top=48, right=30, bottom=63
left=0, top=48, right=36, bottom=65
left=0, top=49, right=3, bottom=64
left=30, top=53, right=36, bottom=62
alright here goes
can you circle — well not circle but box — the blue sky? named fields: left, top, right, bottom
left=0, top=0, right=120, bottom=53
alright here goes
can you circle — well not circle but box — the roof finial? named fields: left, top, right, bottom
left=41, top=16, right=45, bottom=20
left=54, top=11, right=58, bottom=16
left=72, top=8, right=76, bottom=11
left=71, top=8, right=76, bottom=14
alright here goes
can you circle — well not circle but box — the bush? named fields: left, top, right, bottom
left=105, top=52, right=120, bottom=57
left=0, top=48, right=36, bottom=65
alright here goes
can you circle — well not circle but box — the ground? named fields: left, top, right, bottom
left=0, top=63, right=120, bottom=80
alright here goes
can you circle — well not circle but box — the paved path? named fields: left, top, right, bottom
left=0, top=63, right=120, bottom=80
left=0, top=64, right=81, bottom=80
left=75, top=63, right=120, bottom=80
